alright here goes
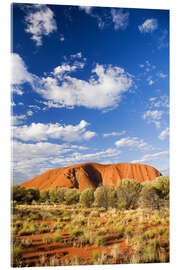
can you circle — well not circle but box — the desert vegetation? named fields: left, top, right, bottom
left=11, top=176, right=169, bottom=267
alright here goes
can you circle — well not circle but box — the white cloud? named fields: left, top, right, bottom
left=148, top=96, right=169, bottom=109
left=142, top=110, right=164, bottom=128
left=103, top=130, right=126, bottom=137
left=79, top=6, right=93, bottom=14
left=111, top=8, right=129, bottom=30
left=156, top=72, right=168, bottom=79
left=25, top=5, right=57, bottom=46
left=115, top=137, right=150, bottom=150
left=138, top=19, right=158, bottom=33
left=37, top=64, right=133, bottom=110
left=12, top=85, right=23, bottom=96
left=60, top=34, right=65, bottom=42
left=158, top=128, right=169, bottom=141
left=12, top=140, right=87, bottom=182
left=12, top=53, right=133, bottom=110
left=26, top=110, right=33, bottom=116
left=11, top=53, right=33, bottom=85
left=51, top=148, right=121, bottom=166
left=12, top=114, right=26, bottom=126
left=13, top=120, right=96, bottom=142
left=131, top=151, right=169, bottom=164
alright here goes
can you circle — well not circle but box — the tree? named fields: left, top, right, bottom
left=117, top=179, right=142, bottom=209
left=152, top=176, right=169, bottom=200
left=11, top=185, right=26, bottom=203
left=94, top=186, right=117, bottom=209
left=80, top=188, right=94, bottom=208
left=64, top=189, right=80, bottom=205
left=40, top=189, right=49, bottom=203
left=138, top=182, right=161, bottom=210
left=25, top=188, right=40, bottom=203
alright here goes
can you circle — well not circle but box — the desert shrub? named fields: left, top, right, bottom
left=125, top=225, right=133, bottom=236
left=118, top=225, right=125, bottom=238
left=48, top=188, right=59, bottom=203
left=94, top=186, right=117, bottom=209
left=80, top=188, right=94, bottom=208
left=11, top=185, right=27, bottom=204
left=56, top=187, right=68, bottom=203
left=43, top=235, right=53, bottom=244
left=39, top=223, right=49, bottom=233
left=21, top=238, right=32, bottom=247
left=139, top=182, right=161, bottom=210
left=95, top=237, right=105, bottom=246
left=117, top=179, right=142, bottom=209
left=70, top=228, right=84, bottom=238
left=40, top=189, right=49, bottom=203
left=25, top=188, right=40, bottom=203
left=12, top=245, right=22, bottom=262
left=53, top=230, right=62, bottom=242
left=64, top=189, right=80, bottom=205
left=152, top=176, right=169, bottom=200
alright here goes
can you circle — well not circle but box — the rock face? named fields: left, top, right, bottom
left=21, top=162, right=162, bottom=191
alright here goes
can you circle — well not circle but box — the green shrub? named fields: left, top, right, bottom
left=64, top=189, right=80, bottom=205
left=12, top=245, right=22, bottom=261
left=80, top=188, right=94, bottom=208
left=139, top=182, right=161, bottom=210
left=53, top=231, right=62, bottom=242
left=70, top=228, right=84, bottom=238
left=95, top=237, right=105, bottom=246
left=94, top=186, right=117, bottom=209
left=117, top=179, right=142, bottom=209
left=152, top=176, right=170, bottom=199
left=43, top=235, right=53, bottom=244
left=40, top=190, right=49, bottom=203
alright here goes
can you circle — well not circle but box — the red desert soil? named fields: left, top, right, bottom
left=21, top=162, right=161, bottom=190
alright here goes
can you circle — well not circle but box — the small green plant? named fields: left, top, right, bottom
left=43, top=235, right=53, bottom=244
left=53, top=231, right=62, bottom=242
left=12, top=245, right=22, bottom=263
left=95, top=237, right=105, bottom=246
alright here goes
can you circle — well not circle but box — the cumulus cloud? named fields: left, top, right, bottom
left=25, top=5, right=57, bottom=46
left=12, top=140, right=87, bottom=182
left=131, top=151, right=169, bottom=164
left=37, top=64, right=133, bottom=109
left=142, top=110, right=164, bottom=128
left=158, top=128, right=169, bottom=141
left=111, top=8, right=129, bottom=30
left=11, top=53, right=33, bottom=85
left=103, top=130, right=126, bottom=137
left=115, top=137, right=150, bottom=150
left=138, top=18, right=158, bottom=33
left=13, top=120, right=96, bottom=142
left=12, top=53, right=133, bottom=110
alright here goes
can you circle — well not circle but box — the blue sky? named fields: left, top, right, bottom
left=11, top=3, right=169, bottom=184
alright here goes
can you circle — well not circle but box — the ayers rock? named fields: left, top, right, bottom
left=21, top=162, right=162, bottom=191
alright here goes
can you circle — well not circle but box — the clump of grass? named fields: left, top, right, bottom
left=12, top=245, right=22, bottom=264
left=95, top=237, right=105, bottom=246
left=21, top=238, right=32, bottom=247
left=70, top=228, right=84, bottom=239
left=43, top=235, right=53, bottom=244
left=49, top=256, right=59, bottom=266
left=38, top=222, right=49, bottom=233
left=125, top=225, right=133, bottom=236
left=53, top=230, right=62, bottom=243
left=118, top=225, right=125, bottom=238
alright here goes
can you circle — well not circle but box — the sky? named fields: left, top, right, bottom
left=11, top=3, right=169, bottom=184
